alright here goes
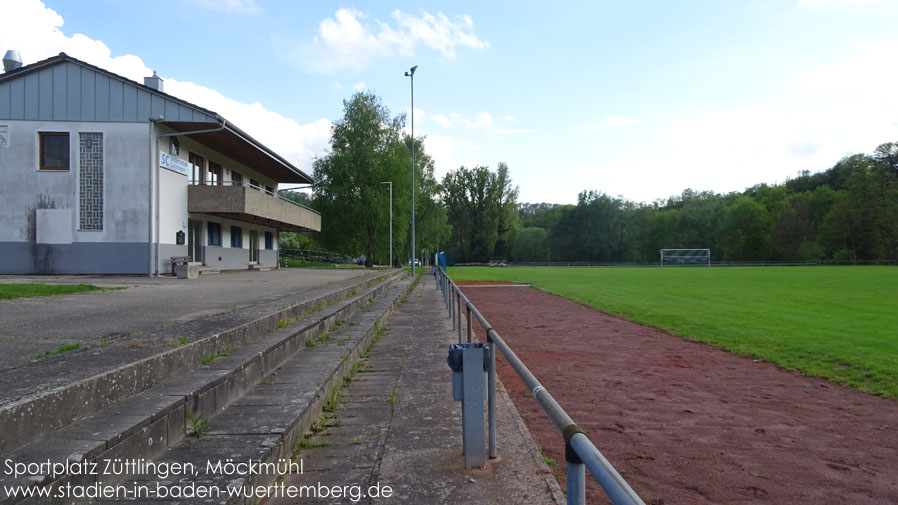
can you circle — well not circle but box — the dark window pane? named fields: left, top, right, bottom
left=231, top=226, right=242, bottom=248
left=264, top=231, right=273, bottom=250
left=41, top=133, right=69, bottom=170
left=207, top=222, right=221, bottom=246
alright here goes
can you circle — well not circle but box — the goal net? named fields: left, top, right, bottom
left=660, top=249, right=711, bottom=267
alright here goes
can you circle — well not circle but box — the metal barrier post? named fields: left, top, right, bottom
left=450, top=287, right=456, bottom=329
left=466, top=304, right=473, bottom=343
left=457, top=292, right=463, bottom=343
left=488, top=342, right=496, bottom=459
left=567, top=459, right=586, bottom=505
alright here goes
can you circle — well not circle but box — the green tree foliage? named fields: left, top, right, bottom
left=441, top=164, right=519, bottom=262
left=449, top=140, right=897, bottom=264
left=311, top=92, right=448, bottom=267
left=313, top=92, right=405, bottom=266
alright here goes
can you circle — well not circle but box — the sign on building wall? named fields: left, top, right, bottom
left=160, top=151, right=190, bottom=176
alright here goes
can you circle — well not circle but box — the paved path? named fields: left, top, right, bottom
left=271, top=274, right=564, bottom=505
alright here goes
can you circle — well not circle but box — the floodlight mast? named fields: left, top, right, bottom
left=404, top=65, right=417, bottom=274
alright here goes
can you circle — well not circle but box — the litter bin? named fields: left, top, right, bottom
left=447, top=343, right=489, bottom=401
left=446, top=342, right=491, bottom=468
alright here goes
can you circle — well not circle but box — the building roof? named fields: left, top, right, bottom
left=0, top=53, right=313, bottom=184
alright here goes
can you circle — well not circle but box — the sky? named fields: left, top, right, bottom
left=2, top=0, right=898, bottom=205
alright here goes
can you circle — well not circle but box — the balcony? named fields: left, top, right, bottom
left=188, top=184, right=321, bottom=232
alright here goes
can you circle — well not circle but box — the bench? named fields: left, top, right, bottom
left=170, top=256, right=192, bottom=276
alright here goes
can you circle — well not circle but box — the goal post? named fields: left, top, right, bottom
left=660, top=249, right=711, bottom=267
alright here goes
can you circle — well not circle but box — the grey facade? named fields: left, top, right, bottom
left=0, top=53, right=319, bottom=275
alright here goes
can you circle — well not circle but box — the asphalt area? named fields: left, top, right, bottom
left=460, top=283, right=898, bottom=505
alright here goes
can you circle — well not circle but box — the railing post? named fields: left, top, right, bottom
left=466, top=304, right=472, bottom=344
left=488, top=335, right=496, bottom=459
left=457, top=292, right=463, bottom=343
left=566, top=434, right=586, bottom=505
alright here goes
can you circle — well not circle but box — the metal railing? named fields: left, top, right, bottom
left=433, top=264, right=646, bottom=505
left=279, top=248, right=354, bottom=265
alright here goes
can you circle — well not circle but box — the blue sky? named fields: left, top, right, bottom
left=4, top=0, right=898, bottom=204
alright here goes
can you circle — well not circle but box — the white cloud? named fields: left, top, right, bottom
left=604, top=116, right=639, bottom=126
left=0, top=0, right=331, bottom=171
left=187, top=0, right=260, bottom=14
left=421, top=134, right=480, bottom=180
left=504, top=115, right=518, bottom=123
left=353, top=81, right=367, bottom=90
left=297, top=8, right=488, bottom=73
left=427, top=112, right=492, bottom=129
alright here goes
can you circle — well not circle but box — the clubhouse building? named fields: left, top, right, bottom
left=0, top=52, right=320, bottom=275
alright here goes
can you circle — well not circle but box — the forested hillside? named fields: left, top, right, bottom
left=453, top=142, right=898, bottom=264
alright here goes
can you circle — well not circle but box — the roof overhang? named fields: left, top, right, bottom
left=162, top=121, right=313, bottom=184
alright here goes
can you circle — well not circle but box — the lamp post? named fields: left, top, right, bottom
left=381, top=181, right=392, bottom=268
left=405, top=64, right=417, bottom=275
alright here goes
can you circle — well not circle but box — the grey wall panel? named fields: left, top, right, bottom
left=123, top=84, right=137, bottom=122
left=24, top=73, right=39, bottom=120
left=10, top=79, right=24, bottom=119
left=260, top=249, right=277, bottom=268
left=0, top=82, right=9, bottom=118
left=0, top=242, right=150, bottom=274
left=81, top=70, right=95, bottom=121
left=108, top=78, right=124, bottom=121
left=164, top=99, right=178, bottom=121
left=2, top=62, right=220, bottom=124
left=150, top=94, right=164, bottom=117
left=66, top=63, right=81, bottom=119
left=136, top=89, right=150, bottom=121
left=94, top=73, right=109, bottom=120
left=52, top=64, right=67, bottom=120
left=178, top=104, right=194, bottom=122
left=38, top=68, right=53, bottom=120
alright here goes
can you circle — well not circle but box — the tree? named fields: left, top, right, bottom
left=512, top=227, right=549, bottom=262
left=441, top=164, right=519, bottom=262
left=312, top=92, right=410, bottom=267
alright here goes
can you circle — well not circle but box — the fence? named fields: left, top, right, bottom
left=279, top=248, right=354, bottom=265
left=455, top=259, right=898, bottom=268
left=433, top=264, right=646, bottom=505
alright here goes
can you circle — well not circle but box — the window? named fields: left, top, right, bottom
left=230, top=226, right=243, bottom=248
left=232, top=171, right=243, bottom=186
left=250, top=178, right=260, bottom=190
left=264, top=231, right=273, bottom=250
left=208, top=161, right=222, bottom=186
left=207, top=222, right=221, bottom=246
left=265, top=185, right=274, bottom=194
left=189, top=152, right=204, bottom=184
left=40, top=132, right=69, bottom=170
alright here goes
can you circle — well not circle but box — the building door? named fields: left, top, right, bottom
left=188, top=219, right=203, bottom=263
left=249, top=230, right=259, bottom=263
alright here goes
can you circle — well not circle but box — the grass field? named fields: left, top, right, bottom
left=449, top=266, right=898, bottom=399
left=0, top=283, right=105, bottom=300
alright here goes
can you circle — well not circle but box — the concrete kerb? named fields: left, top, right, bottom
left=0, top=269, right=404, bottom=456
left=0, top=274, right=413, bottom=504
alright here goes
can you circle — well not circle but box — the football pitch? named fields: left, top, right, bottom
left=448, top=266, right=898, bottom=399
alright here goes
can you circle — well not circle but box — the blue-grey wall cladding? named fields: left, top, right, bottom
left=0, top=60, right=217, bottom=123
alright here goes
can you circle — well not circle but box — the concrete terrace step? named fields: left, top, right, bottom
left=94, top=277, right=415, bottom=504
left=0, top=271, right=410, bottom=503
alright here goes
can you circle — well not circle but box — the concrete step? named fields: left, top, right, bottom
left=0, top=271, right=410, bottom=504
left=93, top=277, right=415, bottom=504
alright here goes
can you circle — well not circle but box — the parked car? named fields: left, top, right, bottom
left=407, top=259, right=421, bottom=266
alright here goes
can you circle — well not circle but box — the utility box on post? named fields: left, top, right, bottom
left=447, top=343, right=490, bottom=469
